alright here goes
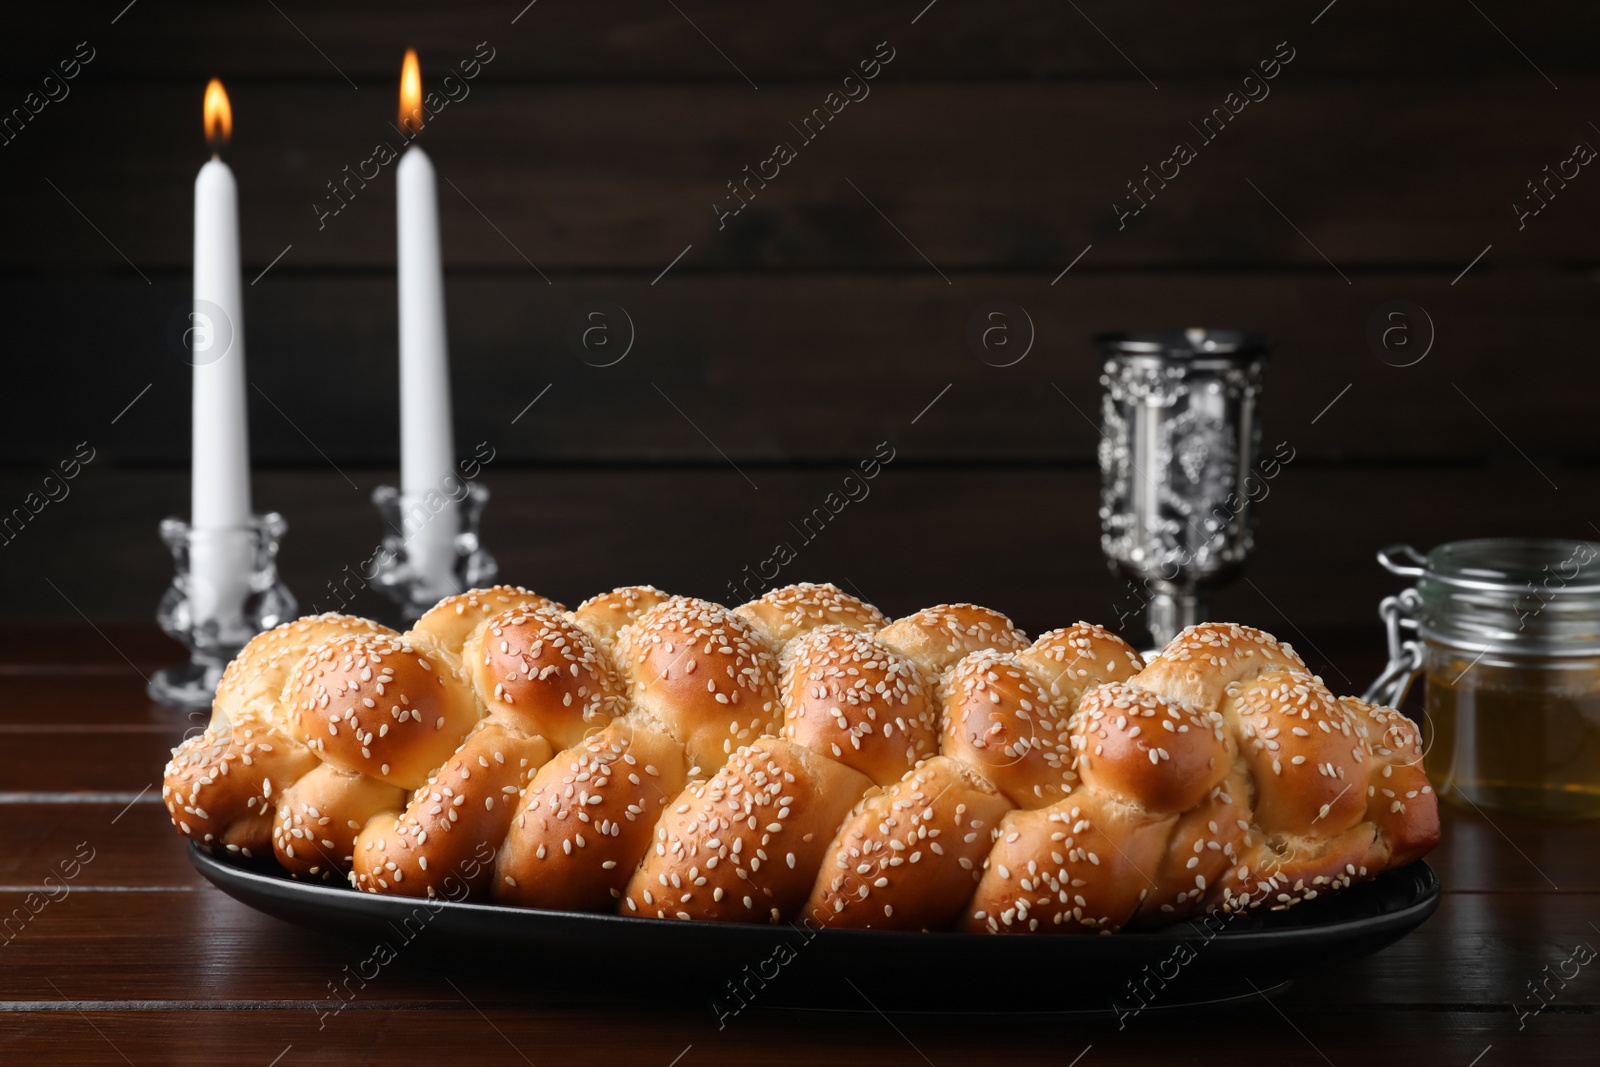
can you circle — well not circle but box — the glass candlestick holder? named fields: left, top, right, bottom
left=370, top=482, right=497, bottom=625
left=149, top=511, right=298, bottom=712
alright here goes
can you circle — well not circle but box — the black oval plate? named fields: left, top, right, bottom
left=190, top=845, right=1439, bottom=1013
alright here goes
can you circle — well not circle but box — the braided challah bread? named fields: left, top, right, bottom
left=164, top=583, right=1438, bottom=933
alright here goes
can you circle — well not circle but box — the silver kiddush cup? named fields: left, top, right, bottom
left=1096, top=330, right=1270, bottom=649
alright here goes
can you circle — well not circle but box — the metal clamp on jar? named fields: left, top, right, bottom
left=1369, top=538, right=1600, bottom=819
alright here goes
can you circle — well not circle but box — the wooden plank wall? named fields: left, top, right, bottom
left=1, top=1, right=1597, bottom=637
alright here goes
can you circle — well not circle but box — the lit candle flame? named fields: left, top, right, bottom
left=203, top=79, right=232, bottom=153
left=399, top=49, right=423, bottom=136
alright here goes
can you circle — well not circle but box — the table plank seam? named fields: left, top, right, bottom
left=2, top=1001, right=1595, bottom=1014
left=0, top=725, right=187, bottom=734
left=0, top=793, right=161, bottom=804
left=0, top=885, right=200, bottom=893
left=0, top=1001, right=467, bottom=1012
left=0, top=667, right=154, bottom=677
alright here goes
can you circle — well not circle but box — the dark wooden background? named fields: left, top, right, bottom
left=3, top=0, right=1598, bottom=645
left=3, top=9, right=1600, bottom=1063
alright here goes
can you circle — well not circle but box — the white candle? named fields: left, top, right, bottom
left=190, top=79, right=253, bottom=625
left=396, top=50, right=459, bottom=592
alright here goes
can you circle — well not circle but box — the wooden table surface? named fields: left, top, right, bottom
left=2, top=622, right=1594, bottom=1066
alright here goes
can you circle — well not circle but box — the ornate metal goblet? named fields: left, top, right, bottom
left=1096, top=330, right=1270, bottom=649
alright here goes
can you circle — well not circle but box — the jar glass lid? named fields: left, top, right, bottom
left=1427, top=538, right=1600, bottom=594
left=1382, top=538, right=1600, bottom=655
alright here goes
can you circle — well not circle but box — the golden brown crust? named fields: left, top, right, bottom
left=1136, top=622, right=1306, bottom=712
left=1216, top=822, right=1381, bottom=914
left=465, top=605, right=625, bottom=751
left=624, top=738, right=872, bottom=922
left=495, top=719, right=688, bottom=910
left=166, top=613, right=393, bottom=859
left=1069, top=681, right=1233, bottom=815
left=1222, top=670, right=1369, bottom=838
left=284, top=632, right=481, bottom=788
left=1019, top=623, right=1146, bottom=705
left=410, top=586, right=563, bottom=657
left=613, top=597, right=780, bottom=775
left=572, top=586, right=673, bottom=649
left=964, top=790, right=1175, bottom=934
left=940, top=650, right=1077, bottom=810
left=167, top=614, right=395, bottom=857
left=272, top=762, right=406, bottom=880
left=967, top=627, right=1438, bottom=930
left=1134, top=772, right=1252, bottom=922
left=1343, top=697, right=1440, bottom=868
left=211, top=613, right=395, bottom=729
left=350, top=721, right=551, bottom=896
left=163, top=722, right=321, bottom=857
left=802, top=756, right=1010, bottom=930
left=876, top=603, right=1029, bottom=676
left=734, top=582, right=887, bottom=648
left=167, top=594, right=1440, bottom=931
left=778, top=627, right=937, bottom=787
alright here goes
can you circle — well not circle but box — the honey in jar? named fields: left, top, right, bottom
left=1424, top=654, right=1600, bottom=819
left=1377, top=538, right=1600, bottom=820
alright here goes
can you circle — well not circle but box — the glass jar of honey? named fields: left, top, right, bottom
left=1370, top=538, right=1600, bottom=819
